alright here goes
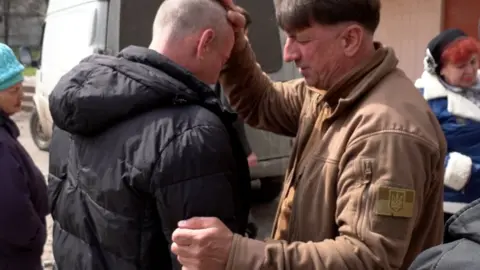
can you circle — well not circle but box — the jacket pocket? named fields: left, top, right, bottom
left=287, top=158, right=333, bottom=242
left=354, top=158, right=375, bottom=240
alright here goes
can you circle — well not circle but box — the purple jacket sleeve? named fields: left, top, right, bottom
left=0, top=143, right=46, bottom=250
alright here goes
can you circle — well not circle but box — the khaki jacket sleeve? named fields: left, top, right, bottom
left=219, top=37, right=306, bottom=137
left=226, top=131, right=443, bottom=270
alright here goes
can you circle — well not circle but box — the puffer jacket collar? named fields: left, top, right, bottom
left=49, top=46, right=236, bottom=136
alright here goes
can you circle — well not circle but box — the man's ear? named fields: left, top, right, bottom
left=196, top=29, right=215, bottom=60
left=341, top=25, right=363, bottom=57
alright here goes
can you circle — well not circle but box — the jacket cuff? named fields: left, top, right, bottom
left=444, top=152, right=472, bottom=191
left=226, top=233, right=266, bottom=270
left=443, top=201, right=469, bottom=214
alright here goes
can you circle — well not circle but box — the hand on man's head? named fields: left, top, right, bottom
left=213, top=0, right=246, bottom=33
left=227, top=9, right=247, bottom=33
left=213, top=0, right=251, bottom=56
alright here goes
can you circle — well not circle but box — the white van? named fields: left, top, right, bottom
left=21, top=0, right=301, bottom=203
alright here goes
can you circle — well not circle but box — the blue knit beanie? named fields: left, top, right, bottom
left=0, top=43, right=24, bottom=91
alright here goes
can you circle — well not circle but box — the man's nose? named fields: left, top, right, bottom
left=283, top=38, right=300, bottom=63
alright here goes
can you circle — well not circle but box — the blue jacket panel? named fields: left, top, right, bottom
left=416, top=71, right=480, bottom=205
left=424, top=96, right=480, bottom=203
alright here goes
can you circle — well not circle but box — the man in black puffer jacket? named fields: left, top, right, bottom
left=47, top=0, right=251, bottom=269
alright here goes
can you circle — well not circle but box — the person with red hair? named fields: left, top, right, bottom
left=410, top=28, right=480, bottom=269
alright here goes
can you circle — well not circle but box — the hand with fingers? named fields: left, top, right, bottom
left=215, top=0, right=250, bottom=49
left=171, top=217, right=234, bottom=270
left=247, top=152, right=258, bottom=167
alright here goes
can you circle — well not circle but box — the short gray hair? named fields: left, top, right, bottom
left=153, top=0, right=230, bottom=42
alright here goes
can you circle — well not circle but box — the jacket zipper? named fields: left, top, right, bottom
left=357, top=160, right=373, bottom=240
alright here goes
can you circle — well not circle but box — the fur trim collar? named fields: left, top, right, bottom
left=415, top=71, right=480, bottom=122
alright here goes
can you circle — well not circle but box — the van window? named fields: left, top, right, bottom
left=118, top=0, right=283, bottom=73
left=236, top=0, right=283, bottom=74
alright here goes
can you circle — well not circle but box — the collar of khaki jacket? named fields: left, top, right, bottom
left=324, top=43, right=397, bottom=115
left=220, top=38, right=446, bottom=270
left=291, top=43, right=398, bottom=170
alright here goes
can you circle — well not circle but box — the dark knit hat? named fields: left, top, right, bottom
left=424, top=28, right=467, bottom=75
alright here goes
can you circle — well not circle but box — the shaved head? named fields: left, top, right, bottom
left=149, top=0, right=234, bottom=84
left=152, top=0, right=230, bottom=43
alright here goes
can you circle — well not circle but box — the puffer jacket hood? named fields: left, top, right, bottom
left=409, top=199, right=480, bottom=270
left=49, top=46, right=233, bottom=136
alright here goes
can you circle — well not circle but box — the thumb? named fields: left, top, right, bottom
left=178, top=217, right=220, bottom=229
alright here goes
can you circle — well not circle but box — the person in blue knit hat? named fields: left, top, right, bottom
left=0, top=42, right=49, bottom=270
left=0, top=43, right=25, bottom=113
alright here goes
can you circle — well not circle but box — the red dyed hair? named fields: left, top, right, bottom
left=441, top=37, right=480, bottom=65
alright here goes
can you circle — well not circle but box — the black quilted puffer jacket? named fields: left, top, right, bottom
left=47, top=46, right=251, bottom=270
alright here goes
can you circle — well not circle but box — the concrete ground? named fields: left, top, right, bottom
left=12, top=110, right=279, bottom=268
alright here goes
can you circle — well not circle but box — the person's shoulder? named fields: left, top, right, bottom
left=0, top=133, right=20, bottom=165
left=0, top=126, right=9, bottom=141
left=355, top=70, right=427, bottom=122
left=54, top=54, right=118, bottom=90
left=137, top=104, right=228, bottom=139
left=350, top=70, right=445, bottom=149
left=0, top=127, right=16, bottom=149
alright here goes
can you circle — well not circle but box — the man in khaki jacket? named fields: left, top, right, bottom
left=171, top=0, right=447, bottom=269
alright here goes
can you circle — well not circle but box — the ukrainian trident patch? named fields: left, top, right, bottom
left=375, top=187, right=415, bottom=218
